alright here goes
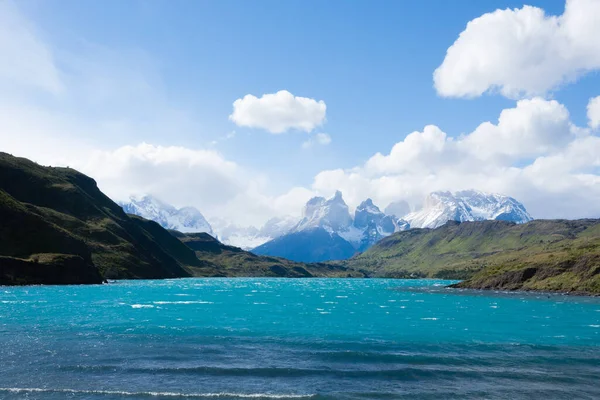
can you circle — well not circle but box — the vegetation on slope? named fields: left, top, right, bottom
left=0, top=152, right=362, bottom=284
left=0, top=152, right=214, bottom=284
left=344, top=219, right=600, bottom=293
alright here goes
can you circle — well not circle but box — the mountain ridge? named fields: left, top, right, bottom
left=0, top=153, right=362, bottom=284
left=405, top=190, right=532, bottom=229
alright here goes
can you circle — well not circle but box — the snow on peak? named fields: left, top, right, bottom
left=288, top=192, right=408, bottom=252
left=404, top=190, right=532, bottom=229
left=293, top=191, right=353, bottom=233
left=120, top=195, right=213, bottom=235
left=352, top=197, right=410, bottom=251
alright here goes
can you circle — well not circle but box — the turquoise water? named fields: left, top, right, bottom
left=1, top=278, right=599, bottom=399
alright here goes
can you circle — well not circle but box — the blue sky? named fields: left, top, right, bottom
left=2, top=0, right=600, bottom=226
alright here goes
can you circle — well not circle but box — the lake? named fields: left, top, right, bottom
left=1, top=278, right=599, bottom=399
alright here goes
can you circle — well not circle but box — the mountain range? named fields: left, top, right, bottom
left=404, top=190, right=533, bottom=229
left=120, top=190, right=533, bottom=263
left=253, top=192, right=409, bottom=262
left=3, top=152, right=599, bottom=294
left=253, top=190, right=532, bottom=262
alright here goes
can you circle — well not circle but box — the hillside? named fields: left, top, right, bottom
left=0, top=153, right=362, bottom=284
left=344, top=219, right=600, bottom=293
left=0, top=152, right=222, bottom=284
left=172, top=231, right=364, bottom=278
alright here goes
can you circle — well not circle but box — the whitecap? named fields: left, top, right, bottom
left=130, top=304, right=154, bottom=309
left=153, top=301, right=213, bottom=305
left=421, top=317, right=438, bottom=320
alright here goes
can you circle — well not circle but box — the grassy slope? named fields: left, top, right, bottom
left=0, top=152, right=207, bottom=282
left=172, top=232, right=365, bottom=278
left=343, top=219, right=600, bottom=293
left=0, top=189, right=103, bottom=284
left=0, top=152, right=361, bottom=284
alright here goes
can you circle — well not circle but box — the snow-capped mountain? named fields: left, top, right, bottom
left=208, top=219, right=263, bottom=249
left=404, top=190, right=532, bottom=229
left=254, top=192, right=408, bottom=261
left=353, top=199, right=409, bottom=251
left=260, top=215, right=299, bottom=238
left=120, top=195, right=214, bottom=235
left=291, top=191, right=353, bottom=233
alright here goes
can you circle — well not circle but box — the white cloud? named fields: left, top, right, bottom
left=434, top=0, right=600, bottom=98
left=3, top=0, right=600, bottom=232
left=302, top=133, right=332, bottom=149
left=588, top=96, right=600, bottom=129
left=311, top=98, right=600, bottom=219
left=77, top=143, right=309, bottom=226
left=229, top=90, right=326, bottom=134
left=460, top=98, right=574, bottom=160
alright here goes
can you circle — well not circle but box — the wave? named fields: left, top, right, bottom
left=153, top=301, right=214, bottom=305
left=56, top=364, right=587, bottom=383
left=0, top=388, right=316, bottom=399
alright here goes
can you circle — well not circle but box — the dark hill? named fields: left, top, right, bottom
left=0, top=152, right=214, bottom=284
left=0, top=152, right=362, bottom=284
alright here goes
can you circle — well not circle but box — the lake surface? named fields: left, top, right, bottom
left=1, top=278, right=599, bottom=399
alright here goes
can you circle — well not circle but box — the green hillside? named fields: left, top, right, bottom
left=0, top=152, right=361, bottom=285
left=0, top=152, right=216, bottom=284
left=343, top=219, right=600, bottom=293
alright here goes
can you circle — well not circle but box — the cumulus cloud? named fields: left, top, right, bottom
left=229, top=90, right=326, bottom=134
left=311, top=98, right=600, bottom=219
left=3, top=0, right=600, bottom=231
left=460, top=98, right=574, bottom=160
left=302, top=133, right=332, bottom=149
left=588, top=96, right=600, bottom=129
left=77, top=143, right=311, bottom=226
left=434, top=0, right=600, bottom=98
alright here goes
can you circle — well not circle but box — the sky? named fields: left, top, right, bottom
left=1, top=0, right=600, bottom=227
